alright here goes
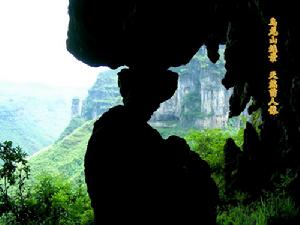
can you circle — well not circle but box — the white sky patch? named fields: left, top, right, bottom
left=0, top=0, right=108, bottom=88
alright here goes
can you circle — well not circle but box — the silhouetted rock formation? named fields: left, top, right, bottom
left=238, top=122, right=270, bottom=194
left=68, top=0, right=300, bottom=216
left=85, top=68, right=218, bottom=224
left=67, top=2, right=216, bottom=69
left=224, top=122, right=277, bottom=195
left=224, top=138, right=242, bottom=195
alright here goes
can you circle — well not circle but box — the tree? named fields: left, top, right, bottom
left=0, top=141, right=30, bottom=218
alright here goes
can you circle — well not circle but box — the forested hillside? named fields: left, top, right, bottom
left=29, top=120, right=94, bottom=181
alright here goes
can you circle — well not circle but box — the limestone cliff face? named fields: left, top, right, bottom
left=78, top=47, right=230, bottom=129
left=150, top=46, right=231, bottom=129
left=80, top=69, right=122, bottom=120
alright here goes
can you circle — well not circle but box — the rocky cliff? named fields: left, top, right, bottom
left=76, top=46, right=231, bottom=130
left=80, top=69, right=122, bottom=120
left=150, top=46, right=231, bottom=129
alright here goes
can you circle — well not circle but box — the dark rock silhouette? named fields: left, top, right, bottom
left=223, top=138, right=242, bottom=195
left=85, top=68, right=218, bottom=224
left=67, top=1, right=300, bottom=196
left=224, top=123, right=270, bottom=195
left=239, top=122, right=265, bottom=193
left=68, top=0, right=300, bottom=220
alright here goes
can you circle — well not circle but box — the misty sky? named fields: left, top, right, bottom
left=0, top=0, right=108, bottom=88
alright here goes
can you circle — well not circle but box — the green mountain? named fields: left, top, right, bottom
left=0, top=82, right=86, bottom=155
left=29, top=119, right=94, bottom=181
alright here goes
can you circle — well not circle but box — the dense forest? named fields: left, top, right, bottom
left=0, top=47, right=299, bottom=224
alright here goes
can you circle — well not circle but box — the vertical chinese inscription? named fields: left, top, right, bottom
left=268, top=17, right=279, bottom=115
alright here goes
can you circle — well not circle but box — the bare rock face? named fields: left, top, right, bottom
left=151, top=47, right=231, bottom=129
left=71, top=98, right=80, bottom=118
left=81, top=69, right=122, bottom=120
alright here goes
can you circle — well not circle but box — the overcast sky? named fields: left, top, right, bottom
left=0, top=0, right=108, bottom=88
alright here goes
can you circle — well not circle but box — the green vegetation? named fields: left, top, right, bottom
left=0, top=173, right=93, bottom=225
left=217, top=170, right=299, bottom=225
left=2, top=120, right=300, bottom=224
left=217, top=192, right=299, bottom=225
left=251, top=108, right=263, bottom=135
left=0, top=141, right=30, bottom=223
left=0, top=141, right=93, bottom=225
left=184, top=128, right=299, bottom=225
left=156, top=126, right=189, bottom=139
left=29, top=120, right=94, bottom=182
left=185, top=128, right=243, bottom=173
left=57, top=116, right=86, bottom=142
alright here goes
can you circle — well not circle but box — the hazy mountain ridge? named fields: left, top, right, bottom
left=0, top=82, right=87, bottom=155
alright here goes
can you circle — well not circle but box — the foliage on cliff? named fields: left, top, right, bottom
left=29, top=120, right=94, bottom=182
left=57, top=116, right=86, bottom=142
